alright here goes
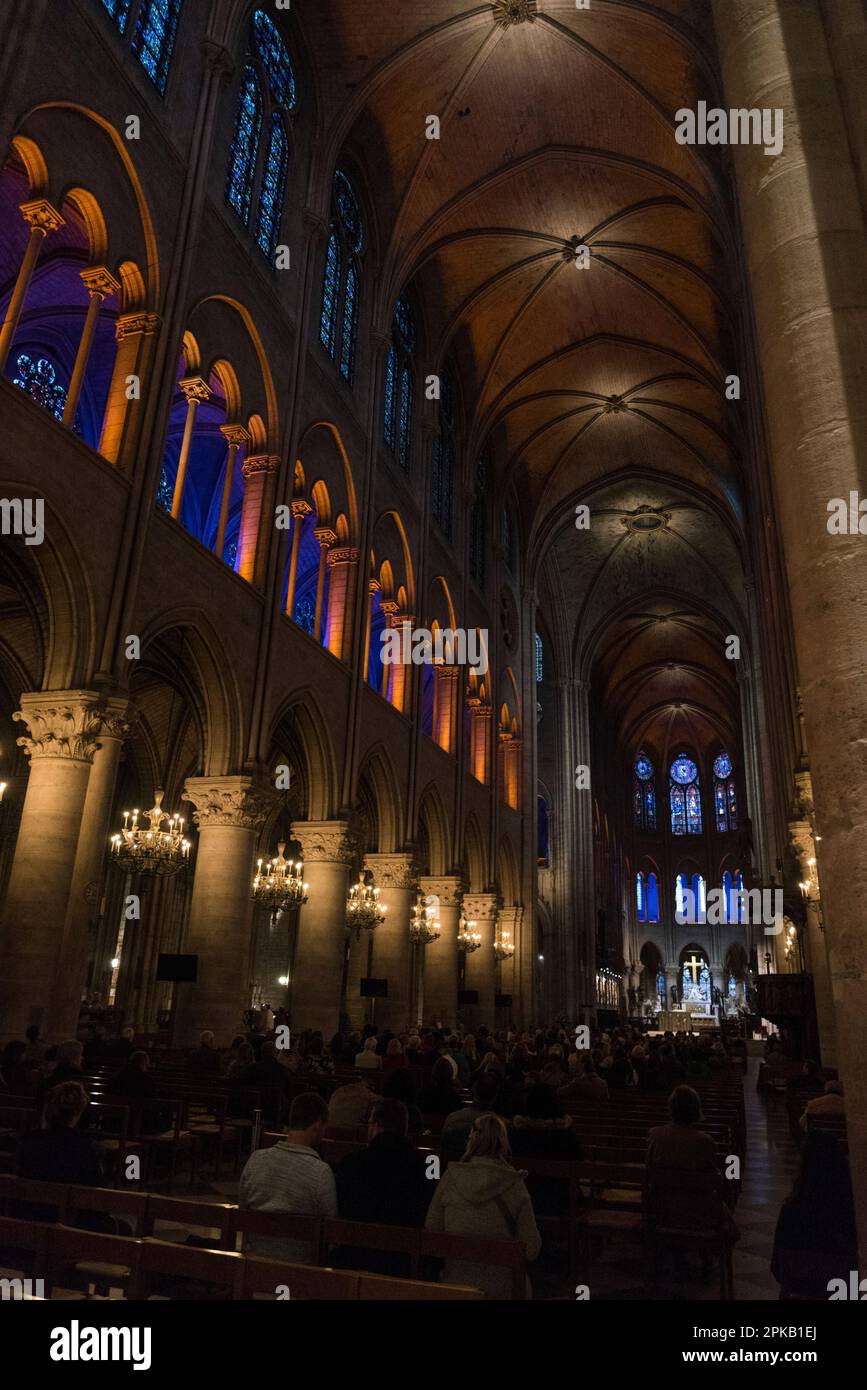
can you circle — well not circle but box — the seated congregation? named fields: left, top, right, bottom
left=0, top=1021, right=855, bottom=1300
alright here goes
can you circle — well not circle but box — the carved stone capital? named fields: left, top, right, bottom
left=20, top=198, right=64, bottom=234
left=364, top=853, right=420, bottom=891
left=80, top=266, right=121, bottom=300
left=183, top=776, right=277, bottom=831
left=314, top=527, right=337, bottom=550
left=220, top=423, right=250, bottom=449
left=202, top=37, right=235, bottom=84
left=115, top=311, right=162, bottom=341
left=242, top=453, right=280, bottom=480
left=462, top=892, right=502, bottom=922
left=179, top=375, right=211, bottom=404
left=13, top=691, right=106, bottom=764
left=419, top=876, right=466, bottom=909
left=328, top=546, right=359, bottom=569
left=291, top=498, right=313, bottom=520
left=291, top=819, right=357, bottom=865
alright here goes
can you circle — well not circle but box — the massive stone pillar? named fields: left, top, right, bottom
left=787, top=772, right=836, bottom=1068
left=713, top=0, right=867, bottom=1263
left=290, top=820, right=354, bottom=1037
left=366, top=852, right=417, bottom=1032
left=419, top=875, right=464, bottom=1028
left=49, top=698, right=131, bottom=1039
left=462, top=893, right=500, bottom=1030
left=0, top=693, right=104, bottom=1042
left=174, top=777, right=275, bottom=1046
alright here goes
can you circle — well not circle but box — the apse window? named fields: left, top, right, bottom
left=98, top=1, right=183, bottom=96
left=633, top=752, right=656, bottom=832
left=670, top=753, right=702, bottom=835
left=713, top=751, right=738, bottom=832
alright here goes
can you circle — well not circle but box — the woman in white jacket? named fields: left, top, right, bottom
left=424, top=1113, right=541, bottom=1298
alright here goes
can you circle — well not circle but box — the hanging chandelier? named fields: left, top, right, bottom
left=457, top=915, right=481, bottom=953
left=252, top=843, right=307, bottom=922
left=109, top=790, right=190, bottom=876
left=494, top=928, right=515, bottom=961
left=346, top=873, right=386, bottom=937
left=409, top=894, right=440, bottom=945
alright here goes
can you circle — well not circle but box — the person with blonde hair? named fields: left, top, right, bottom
left=424, top=1112, right=541, bottom=1297
left=355, top=1035, right=382, bottom=1071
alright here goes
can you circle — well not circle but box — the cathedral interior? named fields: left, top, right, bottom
left=0, top=0, right=865, bottom=1313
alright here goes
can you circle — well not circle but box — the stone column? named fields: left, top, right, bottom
left=98, top=310, right=162, bottom=466
left=62, top=266, right=121, bottom=427
left=0, top=693, right=104, bottom=1041
left=366, top=852, right=418, bottom=1032
left=714, top=0, right=867, bottom=1262
left=238, top=454, right=279, bottom=587
left=170, top=376, right=211, bottom=520
left=788, top=772, right=836, bottom=1067
left=285, top=499, right=312, bottom=616
left=312, top=527, right=336, bottom=642
left=419, top=875, right=464, bottom=1028
left=0, top=199, right=64, bottom=368
left=214, top=424, right=249, bottom=560
left=49, top=697, right=131, bottom=1039
left=325, top=546, right=359, bottom=661
left=290, top=820, right=354, bottom=1037
left=432, top=665, right=459, bottom=754
left=174, top=777, right=275, bottom=1046
left=463, top=893, right=500, bottom=1030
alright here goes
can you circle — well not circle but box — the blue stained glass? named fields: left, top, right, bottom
left=535, top=632, right=543, bottom=682
left=225, top=537, right=238, bottom=569
left=226, top=68, right=262, bottom=225
left=294, top=594, right=315, bottom=635
left=715, top=780, right=728, bottom=833
left=647, top=872, right=659, bottom=921
left=713, top=752, right=732, bottom=780
left=728, top=974, right=737, bottom=999
left=645, top=784, right=656, bottom=831
left=339, top=262, right=358, bottom=382
left=132, top=0, right=182, bottom=95
left=394, top=295, right=415, bottom=349
left=727, top=780, right=738, bottom=829
left=671, top=785, right=686, bottom=836
left=157, top=464, right=173, bottom=511
left=670, top=754, right=698, bottom=785
left=13, top=353, right=67, bottom=420
left=635, top=754, right=653, bottom=781
left=255, top=113, right=289, bottom=259
left=633, top=781, right=643, bottom=827
left=102, top=0, right=132, bottom=29
left=383, top=346, right=397, bottom=448
left=320, top=227, right=340, bottom=356
left=686, top=783, right=702, bottom=833
left=335, top=169, right=364, bottom=253
left=398, top=365, right=412, bottom=471
left=252, top=10, right=297, bottom=109
left=636, top=873, right=645, bottom=920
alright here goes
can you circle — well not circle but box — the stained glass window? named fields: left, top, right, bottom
left=470, top=455, right=488, bottom=589
left=728, top=974, right=737, bottom=999
left=340, top=263, right=358, bottom=382
left=670, top=753, right=701, bottom=834
left=398, top=365, right=413, bottom=472
left=647, top=872, right=659, bottom=922
left=636, top=872, right=645, bottom=921
left=633, top=752, right=656, bottom=831
left=131, top=0, right=182, bottom=95
left=431, top=374, right=455, bottom=536
left=157, top=464, right=174, bottom=512
left=255, top=113, right=289, bottom=258
left=723, top=869, right=745, bottom=922
left=535, top=633, right=543, bottom=682
left=252, top=9, right=297, bottom=110
left=318, top=170, right=364, bottom=382
left=713, top=751, right=738, bottom=832
left=294, top=594, right=315, bottom=636
left=226, top=67, right=262, bottom=225
left=383, top=295, right=415, bottom=466
left=13, top=353, right=67, bottom=419
left=225, top=537, right=238, bottom=569
left=101, top=0, right=132, bottom=28
left=320, top=229, right=340, bottom=355
left=502, top=507, right=514, bottom=569
left=383, top=346, right=397, bottom=450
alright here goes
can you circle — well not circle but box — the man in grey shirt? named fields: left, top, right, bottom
left=239, top=1091, right=337, bottom=1262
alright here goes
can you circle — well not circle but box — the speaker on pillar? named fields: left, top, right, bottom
left=360, top=978, right=388, bottom=997
left=458, top=989, right=479, bottom=1005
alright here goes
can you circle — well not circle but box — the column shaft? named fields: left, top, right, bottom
left=290, top=821, right=354, bottom=1037
left=366, top=853, right=417, bottom=1032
